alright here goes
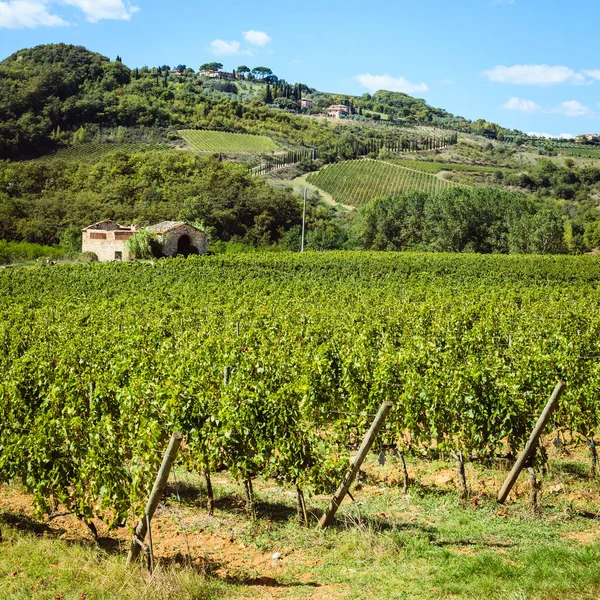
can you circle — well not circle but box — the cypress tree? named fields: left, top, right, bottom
left=265, top=84, right=273, bottom=104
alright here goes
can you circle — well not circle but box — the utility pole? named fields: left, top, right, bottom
left=301, top=187, right=307, bottom=252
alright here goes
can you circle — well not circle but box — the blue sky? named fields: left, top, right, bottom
left=1, top=0, right=599, bottom=137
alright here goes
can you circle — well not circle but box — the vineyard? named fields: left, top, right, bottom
left=306, top=159, right=459, bottom=206
left=178, top=130, right=280, bottom=153
left=2, top=252, right=600, bottom=536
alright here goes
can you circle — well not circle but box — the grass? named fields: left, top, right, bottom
left=0, top=525, right=225, bottom=600
left=306, top=159, right=459, bottom=206
left=0, top=240, right=68, bottom=265
left=3, top=448, right=600, bottom=599
left=178, top=130, right=280, bottom=153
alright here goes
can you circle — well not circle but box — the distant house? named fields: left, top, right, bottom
left=198, top=70, right=239, bottom=81
left=81, top=220, right=207, bottom=262
left=327, top=104, right=349, bottom=119
left=577, top=133, right=600, bottom=143
left=301, top=98, right=314, bottom=110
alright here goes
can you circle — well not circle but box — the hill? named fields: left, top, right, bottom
left=0, top=43, right=512, bottom=161
left=2, top=43, right=600, bottom=255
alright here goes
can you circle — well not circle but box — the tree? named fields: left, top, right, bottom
left=264, top=84, right=273, bottom=104
left=237, top=65, right=250, bottom=79
left=200, top=62, right=223, bottom=72
left=251, top=66, right=273, bottom=80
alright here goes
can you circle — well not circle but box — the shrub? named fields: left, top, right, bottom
left=126, top=230, right=160, bottom=259
left=78, top=251, right=99, bottom=263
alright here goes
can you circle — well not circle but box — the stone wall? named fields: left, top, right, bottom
left=81, top=230, right=133, bottom=262
left=160, top=224, right=207, bottom=257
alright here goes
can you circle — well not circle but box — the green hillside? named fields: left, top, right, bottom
left=38, top=141, right=170, bottom=162
left=178, top=130, right=280, bottom=153
left=307, top=159, right=458, bottom=206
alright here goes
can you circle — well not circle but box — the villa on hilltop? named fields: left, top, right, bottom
left=82, top=220, right=207, bottom=262
left=327, top=104, right=349, bottom=119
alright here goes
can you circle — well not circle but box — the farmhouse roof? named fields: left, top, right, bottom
left=146, top=221, right=196, bottom=233
left=82, top=220, right=133, bottom=231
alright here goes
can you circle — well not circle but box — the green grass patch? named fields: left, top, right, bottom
left=0, top=524, right=225, bottom=600
left=306, top=158, right=459, bottom=206
left=0, top=240, right=67, bottom=265
left=178, top=130, right=280, bottom=153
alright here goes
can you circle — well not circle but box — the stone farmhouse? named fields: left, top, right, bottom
left=82, top=220, right=207, bottom=262
left=327, top=104, right=349, bottom=119
left=301, top=98, right=314, bottom=110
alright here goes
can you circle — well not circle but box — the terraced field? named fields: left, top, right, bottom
left=307, top=158, right=459, bottom=206
left=179, top=130, right=280, bottom=153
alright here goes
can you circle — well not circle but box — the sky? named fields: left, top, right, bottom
left=1, top=0, right=599, bottom=138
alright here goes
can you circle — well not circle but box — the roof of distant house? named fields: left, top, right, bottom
left=82, top=220, right=136, bottom=232
left=146, top=221, right=192, bottom=233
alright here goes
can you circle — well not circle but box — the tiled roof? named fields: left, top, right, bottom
left=146, top=221, right=188, bottom=233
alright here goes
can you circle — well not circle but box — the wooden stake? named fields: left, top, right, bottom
left=318, top=402, right=393, bottom=529
left=127, top=432, right=183, bottom=565
left=497, top=381, right=566, bottom=504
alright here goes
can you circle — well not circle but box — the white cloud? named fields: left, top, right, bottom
left=556, top=100, right=594, bottom=118
left=0, top=0, right=68, bottom=27
left=482, top=64, right=585, bottom=85
left=527, top=132, right=575, bottom=140
left=210, top=39, right=249, bottom=56
left=62, top=0, right=138, bottom=22
left=355, top=73, right=428, bottom=94
left=583, top=70, right=600, bottom=80
left=501, top=97, right=541, bottom=113
left=242, top=30, right=271, bottom=47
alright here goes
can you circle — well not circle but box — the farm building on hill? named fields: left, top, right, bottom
left=301, top=98, right=314, bottom=110
left=82, top=220, right=207, bottom=262
left=327, top=104, right=349, bottom=119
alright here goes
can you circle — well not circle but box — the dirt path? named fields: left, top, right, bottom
left=292, top=174, right=355, bottom=212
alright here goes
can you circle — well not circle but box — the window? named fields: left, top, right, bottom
left=115, top=251, right=123, bottom=261
left=90, top=232, right=107, bottom=240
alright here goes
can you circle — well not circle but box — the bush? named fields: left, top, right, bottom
left=78, top=251, right=99, bottom=263
left=0, top=240, right=66, bottom=265
left=126, top=230, right=160, bottom=259
left=583, top=221, right=600, bottom=250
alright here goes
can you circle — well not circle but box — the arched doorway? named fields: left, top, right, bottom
left=176, top=235, right=192, bottom=257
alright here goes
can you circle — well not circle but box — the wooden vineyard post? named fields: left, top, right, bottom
left=497, top=381, right=566, bottom=504
left=318, top=402, right=393, bottom=529
left=127, top=432, right=183, bottom=565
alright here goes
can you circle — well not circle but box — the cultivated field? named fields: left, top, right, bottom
left=2, top=252, right=600, bottom=598
left=307, top=159, right=458, bottom=206
left=179, top=130, right=280, bottom=153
